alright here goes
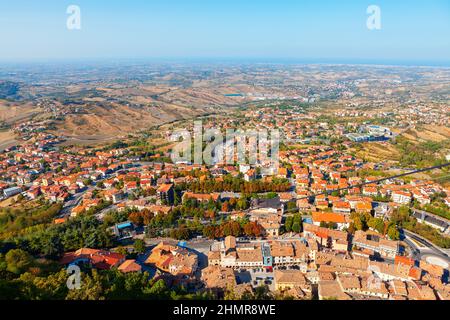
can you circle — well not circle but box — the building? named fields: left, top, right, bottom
left=113, top=221, right=135, bottom=240
left=209, top=237, right=310, bottom=270
left=353, top=230, right=399, bottom=259
left=411, top=210, right=449, bottom=233
left=392, top=191, right=412, bottom=205
left=3, top=186, right=22, bottom=198
left=157, top=183, right=174, bottom=204
left=145, top=241, right=198, bottom=277
left=60, top=248, right=125, bottom=270
left=274, top=270, right=311, bottom=296
left=118, top=259, right=142, bottom=273
left=312, top=212, right=351, bottom=230
left=303, top=223, right=349, bottom=252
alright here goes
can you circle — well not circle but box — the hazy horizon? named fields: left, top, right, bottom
left=1, top=57, right=450, bottom=68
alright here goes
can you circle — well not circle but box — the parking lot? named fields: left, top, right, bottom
left=235, top=268, right=275, bottom=291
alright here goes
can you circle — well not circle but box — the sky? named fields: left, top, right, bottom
left=0, top=0, right=449, bottom=65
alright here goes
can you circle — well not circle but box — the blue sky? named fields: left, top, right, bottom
left=0, top=0, right=449, bottom=64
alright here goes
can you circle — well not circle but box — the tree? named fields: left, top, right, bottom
left=292, top=214, right=303, bottom=233
left=116, top=246, right=128, bottom=256
left=285, top=216, right=293, bottom=232
left=286, top=201, right=297, bottom=212
left=243, top=222, right=263, bottom=237
left=368, top=217, right=385, bottom=234
left=254, top=285, right=273, bottom=300
left=66, top=271, right=104, bottom=300
left=203, top=225, right=217, bottom=239
left=5, top=249, right=33, bottom=274
left=387, top=225, right=400, bottom=240
left=133, top=239, right=146, bottom=254
left=145, top=279, right=168, bottom=297
left=292, top=222, right=301, bottom=234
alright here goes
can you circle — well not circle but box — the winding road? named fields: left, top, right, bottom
left=402, top=229, right=450, bottom=269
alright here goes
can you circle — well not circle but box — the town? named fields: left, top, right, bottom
left=0, top=81, right=449, bottom=300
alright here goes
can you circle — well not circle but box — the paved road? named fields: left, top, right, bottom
left=95, top=204, right=117, bottom=221
left=58, top=187, right=93, bottom=217
left=403, top=229, right=450, bottom=267
left=144, top=237, right=214, bottom=254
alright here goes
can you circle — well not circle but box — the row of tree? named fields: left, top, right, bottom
left=186, top=177, right=291, bottom=194
left=202, top=220, right=263, bottom=239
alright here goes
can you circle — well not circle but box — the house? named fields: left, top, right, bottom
left=318, top=280, right=351, bottom=300
left=279, top=192, right=296, bottom=203
left=411, top=210, right=449, bottom=233
left=214, top=236, right=264, bottom=269
left=3, top=186, right=22, bottom=198
left=362, top=186, right=378, bottom=197
left=297, top=198, right=313, bottom=212
left=315, top=200, right=329, bottom=211
left=412, top=190, right=431, bottom=205
left=355, top=201, right=372, bottom=214
left=201, top=265, right=237, bottom=295
left=54, top=217, right=67, bottom=224
left=353, top=230, right=399, bottom=259
left=104, top=189, right=125, bottom=203
left=278, top=167, right=289, bottom=178
left=303, top=223, right=349, bottom=252
left=147, top=205, right=173, bottom=216
left=118, top=259, right=142, bottom=273
left=207, top=251, right=221, bottom=266
left=27, top=187, right=41, bottom=199
left=60, top=248, right=125, bottom=270
left=337, top=274, right=362, bottom=295
left=244, top=169, right=257, bottom=182
left=274, top=270, right=311, bottom=296
left=145, top=242, right=198, bottom=277
left=125, top=181, right=138, bottom=192
left=113, top=221, right=135, bottom=240
left=312, top=212, right=351, bottom=230
left=157, top=183, right=174, bottom=204
left=392, top=191, right=412, bottom=205
left=332, top=201, right=351, bottom=214
left=259, top=220, right=281, bottom=237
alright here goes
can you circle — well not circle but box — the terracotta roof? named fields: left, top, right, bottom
left=312, top=212, right=349, bottom=224
left=157, top=183, right=173, bottom=193
left=118, top=259, right=142, bottom=273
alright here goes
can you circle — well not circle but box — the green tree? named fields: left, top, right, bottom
left=387, top=225, right=400, bottom=240
left=291, top=222, right=301, bottom=233
left=285, top=216, right=293, bottom=232
left=66, top=271, right=104, bottom=300
left=133, top=239, right=146, bottom=254
left=5, top=249, right=33, bottom=274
